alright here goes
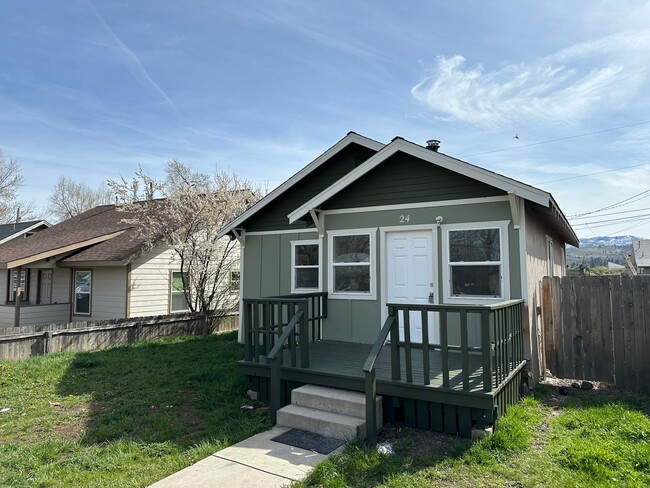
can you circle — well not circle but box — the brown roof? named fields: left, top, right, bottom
left=0, top=205, right=151, bottom=268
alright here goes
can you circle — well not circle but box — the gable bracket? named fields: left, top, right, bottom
left=309, top=209, right=324, bottom=237
left=508, top=193, right=521, bottom=229
left=232, top=228, right=246, bottom=247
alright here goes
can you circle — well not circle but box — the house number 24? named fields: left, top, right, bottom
left=399, top=214, right=410, bottom=223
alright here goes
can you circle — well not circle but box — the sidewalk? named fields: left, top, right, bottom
left=150, top=426, right=342, bottom=487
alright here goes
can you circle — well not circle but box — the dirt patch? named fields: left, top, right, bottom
left=377, top=424, right=471, bottom=459
left=172, top=403, right=206, bottom=438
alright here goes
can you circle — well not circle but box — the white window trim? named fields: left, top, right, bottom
left=290, top=239, right=321, bottom=293
left=546, top=235, right=554, bottom=276
left=170, top=270, right=190, bottom=313
left=441, top=221, right=510, bottom=304
left=327, top=228, right=377, bottom=300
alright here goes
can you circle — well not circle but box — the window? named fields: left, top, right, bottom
left=229, top=270, right=240, bottom=292
left=328, top=230, right=376, bottom=298
left=444, top=223, right=509, bottom=301
left=546, top=236, right=555, bottom=276
left=8, top=269, right=29, bottom=302
left=38, top=269, right=53, bottom=304
left=74, top=270, right=91, bottom=315
left=291, top=240, right=320, bottom=292
left=170, top=271, right=189, bottom=312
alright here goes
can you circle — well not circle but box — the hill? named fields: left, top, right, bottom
left=566, top=235, right=640, bottom=268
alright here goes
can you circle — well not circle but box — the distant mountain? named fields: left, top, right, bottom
left=576, top=235, right=641, bottom=249
left=566, top=235, right=640, bottom=267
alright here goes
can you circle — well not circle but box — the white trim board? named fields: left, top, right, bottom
left=290, top=239, right=322, bottom=294
left=289, top=138, right=550, bottom=224
left=245, top=229, right=319, bottom=236
left=321, top=196, right=509, bottom=216
left=218, top=132, right=384, bottom=238
left=327, top=228, right=378, bottom=301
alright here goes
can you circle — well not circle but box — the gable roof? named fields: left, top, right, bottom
left=218, top=132, right=384, bottom=237
left=0, top=220, right=50, bottom=245
left=0, top=205, right=149, bottom=269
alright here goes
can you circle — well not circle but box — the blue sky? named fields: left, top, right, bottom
left=2, top=0, right=650, bottom=238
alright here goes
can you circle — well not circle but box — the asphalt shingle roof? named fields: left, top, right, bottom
left=0, top=220, right=47, bottom=242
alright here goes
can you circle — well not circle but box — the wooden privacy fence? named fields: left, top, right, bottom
left=0, top=313, right=238, bottom=361
left=541, top=275, right=650, bottom=393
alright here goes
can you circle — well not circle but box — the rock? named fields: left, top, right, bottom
left=246, top=389, right=259, bottom=401
left=48, top=402, right=62, bottom=407
left=580, top=381, right=594, bottom=390
left=471, top=426, right=494, bottom=439
left=0, top=407, right=9, bottom=414
left=571, top=382, right=581, bottom=389
left=377, top=443, right=394, bottom=455
left=558, top=386, right=569, bottom=395
left=240, top=404, right=254, bottom=411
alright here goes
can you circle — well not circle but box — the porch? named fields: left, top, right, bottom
left=239, top=293, right=526, bottom=443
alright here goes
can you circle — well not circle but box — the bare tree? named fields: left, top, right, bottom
left=109, top=161, right=258, bottom=334
left=0, top=150, right=42, bottom=224
left=48, top=176, right=113, bottom=222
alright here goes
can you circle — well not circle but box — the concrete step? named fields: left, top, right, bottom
left=291, top=385, right=383, bottom=428
left=276, top=404, right=367, bottom=440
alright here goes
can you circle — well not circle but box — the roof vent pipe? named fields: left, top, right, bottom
left=426, top=139, right=440, bottom=152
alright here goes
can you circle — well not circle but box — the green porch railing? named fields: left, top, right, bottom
left=242, top=292, right=328, bottom=423
left=363, top=299, right=525, bottom=445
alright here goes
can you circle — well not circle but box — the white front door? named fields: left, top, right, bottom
left=386, top=230, right=439, bottom=344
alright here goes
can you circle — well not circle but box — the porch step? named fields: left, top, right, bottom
left=276, top=385, right=383, bottom=440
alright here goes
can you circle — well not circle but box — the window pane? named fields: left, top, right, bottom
left=295, top=244, right=319, bottom=266
left=296, top=268, right=318, bottom=289
left=333, top=235, right=369, bottom=263
left=171, top=272, right=187, bottom=292
left=449, top=229, right=500, bottom=262
left=334, top=266, right=370, bottom=293
left=75, top=293, right=90, bottom=314
left=75, top=271, right=91, bottom=293
left=171, top=292, right=188, bottom=311
left=451, top=265, right=501, bottom=297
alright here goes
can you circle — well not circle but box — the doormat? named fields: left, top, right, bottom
left=271, top=428, right=345, bottom=455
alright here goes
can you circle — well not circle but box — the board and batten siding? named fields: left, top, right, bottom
left=72, top=267, right=127, bottom=321
left=129, top=245, right=178, bottom=317
left=524, top=203, right=567, bottom=381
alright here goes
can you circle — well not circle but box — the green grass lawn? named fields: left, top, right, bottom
left=297, top=386, right=650, bottom=488
left=0, top=331, right=269, bottom=487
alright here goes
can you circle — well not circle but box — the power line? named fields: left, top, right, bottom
left=569, top=206, right=650, bottom=221
left=568, top=189, right=650, bottom=218
left=463, top=119, right=650, bottom=158
left=571, top=213, right=650, bottom=228
left=537, top=162, right=650, bottom=185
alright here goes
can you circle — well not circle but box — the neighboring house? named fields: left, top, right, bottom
left=220, top=132, right=578, bottom=439
left=0, top=220, right=50, bottom=245
left=0, top=205, right=238, bottom=328
left=630, top=239, right=650, bottom=274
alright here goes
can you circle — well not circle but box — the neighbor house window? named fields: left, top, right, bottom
left=229, top=270, right=240, bottom=292
left=74, top=270, right=92, bottom=315
left=328, top=230, right=376, bottom=298
left=170, top=271, right=189, bottom=312
left=291, top=240, right=320, bottom=293
left=8, top=269, right=29, bottom=302
left=444, top=223, right=509, bottom=301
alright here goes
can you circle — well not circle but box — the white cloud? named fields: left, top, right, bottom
left=411, top=30, right=650, bottom=129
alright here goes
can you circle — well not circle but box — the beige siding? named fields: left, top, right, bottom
left=20, top=303, right=70, bottom=326
left=0, top=270, right=7, bottom=303
left=524, top=204, right=566, bottom=382
left=52, top=268, right=71, bottom=304
left=129, top=246, right=177, bottom=317
left=72, top=267, right=127, bottom=321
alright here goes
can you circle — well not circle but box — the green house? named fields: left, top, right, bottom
left=219, top=132, right=578, bottom=441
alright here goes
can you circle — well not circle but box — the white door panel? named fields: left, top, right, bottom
left=386, top=230, right=439, bottom=344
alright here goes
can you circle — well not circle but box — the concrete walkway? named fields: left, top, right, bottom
left=150, top=426, right=342, bottom=487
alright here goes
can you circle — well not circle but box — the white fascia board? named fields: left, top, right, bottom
left=218, top=133, right=384, bottom=238
left=288, top=138, right=551, bottom=224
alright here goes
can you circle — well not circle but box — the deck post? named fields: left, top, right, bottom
left=364, top=368, right=377, bottom=446
left=481, top=309, right=493, bottom=392
left=243, top=301, right=252, bottom=361
left=298, top=300, right=309, bottom=368
left=270, top=356, right=280, bottom=425
left=389, top=306, right=401, bottom=380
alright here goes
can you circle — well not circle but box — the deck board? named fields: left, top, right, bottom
left=274, top=340, right=486, bottom=393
